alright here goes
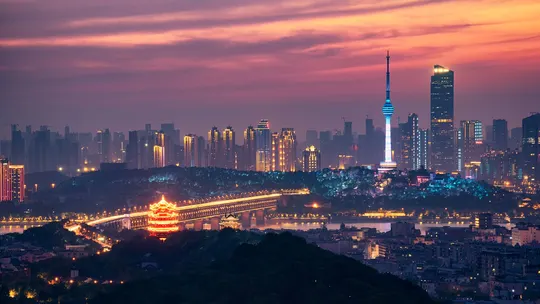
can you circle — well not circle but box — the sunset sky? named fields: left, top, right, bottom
left=1, top=0, right=539, bottom=140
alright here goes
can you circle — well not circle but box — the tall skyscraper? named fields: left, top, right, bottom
left=29, top=126, right=52, bottom=173
left=9, top=165, right=24, bottom=202
left=306, top=130, right=318, bottom=147
left=96, top=129, right=112, bottom=164
left=457, top=120, right=483, bottom=172
left=197, top=136, right=207, bottom=167
left=243, top=126, right=256, bottom=171
left=492, top=119, right=508, bottom=151
left=222, top=126, right=235, bottom=169
left=10, top=125, right=25, bottom=165
left=271, top=132, right=280, bottom=171
left=379, top=51, right=397, bottom=172
left=153, top=131, right=166, bottom=168
left=302, top=146, right=321, bottom=172
left=126, top=131, right=139, bottom=169
left=0, top=159, right=11, bottom=201
left=255, top=119, right=271, bottom=172
left=510, top=127, right=522, bottom=151
left=184, top=134, right=199, bottom=167
left=419, top=129, right=430, bottom=170
left=208, top=127, right=222, bottom=167
left=343, top=121, right=353, bottom=147
left=430, top=64, right=455, bottom=173
left=319, top=130, right=332, bottom=168
left=522, top=113, right=540, bottom=182
left=278, top=128, right=297, bottom=172
left=399, top=113, right=419, bottom=170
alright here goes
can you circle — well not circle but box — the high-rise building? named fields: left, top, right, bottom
left=126, top=131, right=139, bottom=169
left=319, top=131, right=332, bottom=168
left=0, top=159, right=11, bottom=202
left=343, top=121, right=353, bottom=148
left=96, top=129, right=112, bottom=164
left=492, top=119, right=508, bottom=151
left=278, top=128, right=297, bottom=172
left=29, top=126, right=52, bottom=173
left=379, top=51, right=397, bottom=172
left=419, top=129, right=430, bottom=170
left=183, top=134, right=199, bottom=167
left=522, top=113, right=540, bottom=182
left=430, top=65, right=455, bottom=173
left=153, top=131, right=166, bottom=168
left=271, top=132, right=279, bottom=171
left=306, top=130, right=318, bottom=147
left=457, top=120, right=483, bottom=172
left=510, top=127, right=522, bottom=151
left=243, top=126, right=256, bottom=171
left=399, top=113, right=419, bottom=170
left=480, top=150, right=519, bottom=182
left=302, top=146, right=321, bottom=172
left=197, top=136, right=207, bottom=167
left=485, top=124, right=493, bottom=146
left=222, top=126, right=235, bottom=169
left=111, top=132, right=125, bottom=163
left=10, top=125, right=25, bottom=165
left=255, top=119, right=271, bottom=172
left=9, top=165, right=24, bottom=202
left=208, top=127, right=221, bottom=167
left=161, top=123, right=179, bottom=165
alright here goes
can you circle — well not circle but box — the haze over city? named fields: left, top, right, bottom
left=1, top=0, right=540, bottom=139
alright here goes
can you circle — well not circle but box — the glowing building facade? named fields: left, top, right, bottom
left=457, top=120, right=483, bottom=172
left=243, top=126, right=256, bottom=171
left=147, top=196, right=179, bottom=240
left=430, top=65, right=455, bottom=173
left=222, top=126, right=236, bottom=169
left=9, top=165, right=24, bottom=202
left=208, top=127, right=222, bottom=167
left=184, top=134, right=199, bottom=167
left=0, top=159, right=11, bottom=202
left=255, top=119, right=271, bottom=172
left=153, top=131, right=166, bottom=168
left=522, top=113, right=540, bottom=182
left=302, top=145, right=321, bottom=172
left=379, top=51, right=397, bottom=172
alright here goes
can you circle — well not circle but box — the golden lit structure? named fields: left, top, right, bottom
left=219, top=214, right=242, bottom=230
left=0, top=159, right=11, bottom=201
left=153, top=131, right=166, bottom=168
left=222, top=126, right=236, bottom=169
left=147, top=195, right=179, bottom=240
left=302, top=145, right=321, bottom=172
left=270, top=128, right=297, bottom=172
left=361, top=209, right=408, bottom=218
left=9, top=165, right=24, bottom=202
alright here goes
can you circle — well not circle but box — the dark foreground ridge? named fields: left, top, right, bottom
left=91, top=232, right=435, bottom=304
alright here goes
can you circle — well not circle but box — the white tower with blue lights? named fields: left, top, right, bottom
left=379, top=51, right=397, bottom=172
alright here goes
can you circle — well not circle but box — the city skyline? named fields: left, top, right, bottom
left=1, top=0, right=540, bottom=139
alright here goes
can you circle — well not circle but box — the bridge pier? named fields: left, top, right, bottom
left=178, top=222, right=185, bottom=231
left=210, top=217, right=220, bottom=230
left=241, top=212, right=251, bottom=228
left=193, top=220, right=204, bottom=231
left=255, top=210, right=265, bottom=226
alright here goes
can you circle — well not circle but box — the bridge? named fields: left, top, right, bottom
left=69, top=189, right=309, bottom=232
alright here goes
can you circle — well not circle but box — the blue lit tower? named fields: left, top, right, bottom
left=379, top=51, right=397, bottom=172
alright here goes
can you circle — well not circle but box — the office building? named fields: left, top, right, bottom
left=475, top=213, right=493, bottom=230
left=319, top=131, right=332, bottom=168
left=9, top=165, right=24, bottom=202
left=271, top=132, right=280, bottom=171
left=10, top=125, right=25, bottom=165
left=183, top=134, right=198, bottom=167
left=492, top=119, right=508, bottom=151
left=255, top=119, right=271, bottom=172
left=243, top=126, right=256, bottom=171
left=29, top=126, right=52, bottom=173
left=419, top=129, right=430, bottom=170
left=480, top=150, right=519, bottom=182
left=522, top=113, right=540, bottom=182
left=278, top=128, right=297, bottom=172
left=399, top=113, right=419, bottom=170
left=430, top=65, right=455, bottom=173
left=510, top=127, right=522, bottom=151
left=222, top=126, right=235, bottom=169
left=96, top=129, right=112, bottom=164
left=0, top=159, right=11, bottom=201
left=457, top=120, right=483, bottom=172
left=208, top=127, right=222, bottom=167
left=379, top=51, right=397, bottom=172
left=153, top=131, right=166, bottom=168
left=302, top=145, right=321, bottom=172
left=306, top=130, right=318, bottom=147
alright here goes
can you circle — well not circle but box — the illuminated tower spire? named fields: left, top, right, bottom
left=379, top=51, right=397, bottom=172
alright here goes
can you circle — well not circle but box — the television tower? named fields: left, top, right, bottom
left=379, top=51, right=397, bottom=172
